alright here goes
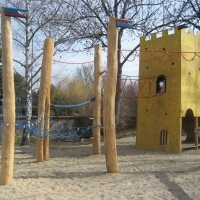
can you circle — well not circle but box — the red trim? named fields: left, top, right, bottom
left=5, top=12, right=27, bottom=18
left=116, top=19, right=133, bottom=24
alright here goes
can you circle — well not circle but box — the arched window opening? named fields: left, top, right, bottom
left=160, top=129, right=168, bottom=146
left=156, top=75, right=166, bottom=93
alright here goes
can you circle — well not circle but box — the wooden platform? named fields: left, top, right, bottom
left=182, top=142, right=200, bottom=150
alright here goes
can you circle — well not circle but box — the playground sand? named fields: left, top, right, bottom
left=0, top=136, right=200, bottom=200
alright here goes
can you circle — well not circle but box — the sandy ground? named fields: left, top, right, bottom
left=0, top=136, right=200, bottom=200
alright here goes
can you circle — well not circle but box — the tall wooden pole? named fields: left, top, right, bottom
left=103, top=17, right=118, bottom=173
left=0, top=7, right=16, bottom=185
left=195, top=117, right=198, bottom=150
left=43, top=59, right=52, bottom=161
left=37, top=38, right=54, bottom=162
left=92, top=44, right=102, bottom=154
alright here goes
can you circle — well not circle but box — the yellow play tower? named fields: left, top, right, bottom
left=136, top=27, right=200, bottom=153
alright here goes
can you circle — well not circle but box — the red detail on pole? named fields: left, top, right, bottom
left=5, top=12, right=27, bottom=18
left=116, top=19, right=133, bottom=24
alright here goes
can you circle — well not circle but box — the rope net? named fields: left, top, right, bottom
left=0, top=98, right=99, bottom=140
left=102, top=74, right=166, bottom=99
left=15, top=111, right=100, bottom=139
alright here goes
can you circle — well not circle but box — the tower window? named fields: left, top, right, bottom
left=156, top=75, right=166, bottom=93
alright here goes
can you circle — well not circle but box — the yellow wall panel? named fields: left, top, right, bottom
left=181, top=29, right=200, bottom=117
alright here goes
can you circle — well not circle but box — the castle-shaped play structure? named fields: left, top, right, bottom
left=136, top=27, right=200, bottom=153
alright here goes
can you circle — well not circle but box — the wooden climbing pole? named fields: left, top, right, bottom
left=92, top=44, right=102, bottom=154
left=37, top=38, right=54, bottom=162
left=0, top=7, right=16, bottom=185
left=103, top=17, right=118, bottom=173
left=195, top=117, right=198, bottom=150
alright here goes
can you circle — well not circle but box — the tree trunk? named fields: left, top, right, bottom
left=21, top=0, right=32, bottom=146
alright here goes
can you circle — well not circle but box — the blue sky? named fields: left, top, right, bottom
left=52, top=36, right=140, bottom=83
left=0, top=3, right=140, bottom=85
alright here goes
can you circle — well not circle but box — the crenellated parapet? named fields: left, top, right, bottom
left=141, top=27, right=200, bottom=44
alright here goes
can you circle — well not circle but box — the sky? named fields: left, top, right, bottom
left=51, top=37, right=140, bottom=83
left=0, top=3, right=141, bottom=85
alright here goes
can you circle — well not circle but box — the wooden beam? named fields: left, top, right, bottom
left=92, top=44, right=102, bottom=154
left=103, top=17, right=118, bottom=173
left=0, top=7, right=16, bottom=185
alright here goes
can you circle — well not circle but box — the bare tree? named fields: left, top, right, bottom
left=4, top=0, right=76, bottom=145
left=62, top=0, right=178, bottom=125
left=165, top=0, right=200, bottom=31
left=75, top=64, right=94, bottom=91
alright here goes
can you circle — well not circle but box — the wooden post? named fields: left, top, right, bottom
left=37, top=38, right=54, bottom=162
left=195, top=117, right=198, bottom=150
left=0, top=7, right=16, bottom=185
left=103, top=17, right=118, bottom=173
left=92, top=44, right=102, bottom=154
left=43, top=93, right=50, bottom=161
left=180, top=118, right=182, bottom=152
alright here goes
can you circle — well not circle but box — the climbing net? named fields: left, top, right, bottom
left=102, top=74, right=166, bottom=99
left=0, top=97, right=99, bottom=140
left=16, top=110, right=100, bottom=139
left=116, top=75, right=154, bottom=99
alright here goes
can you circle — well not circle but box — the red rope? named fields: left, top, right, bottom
left=103, top=74, right=165, bottom=99
left=119, top=49, right=200, bottom=62
left=53, top=50, right=200, bottom=64
left=53, top=60, right=94, bottom=64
